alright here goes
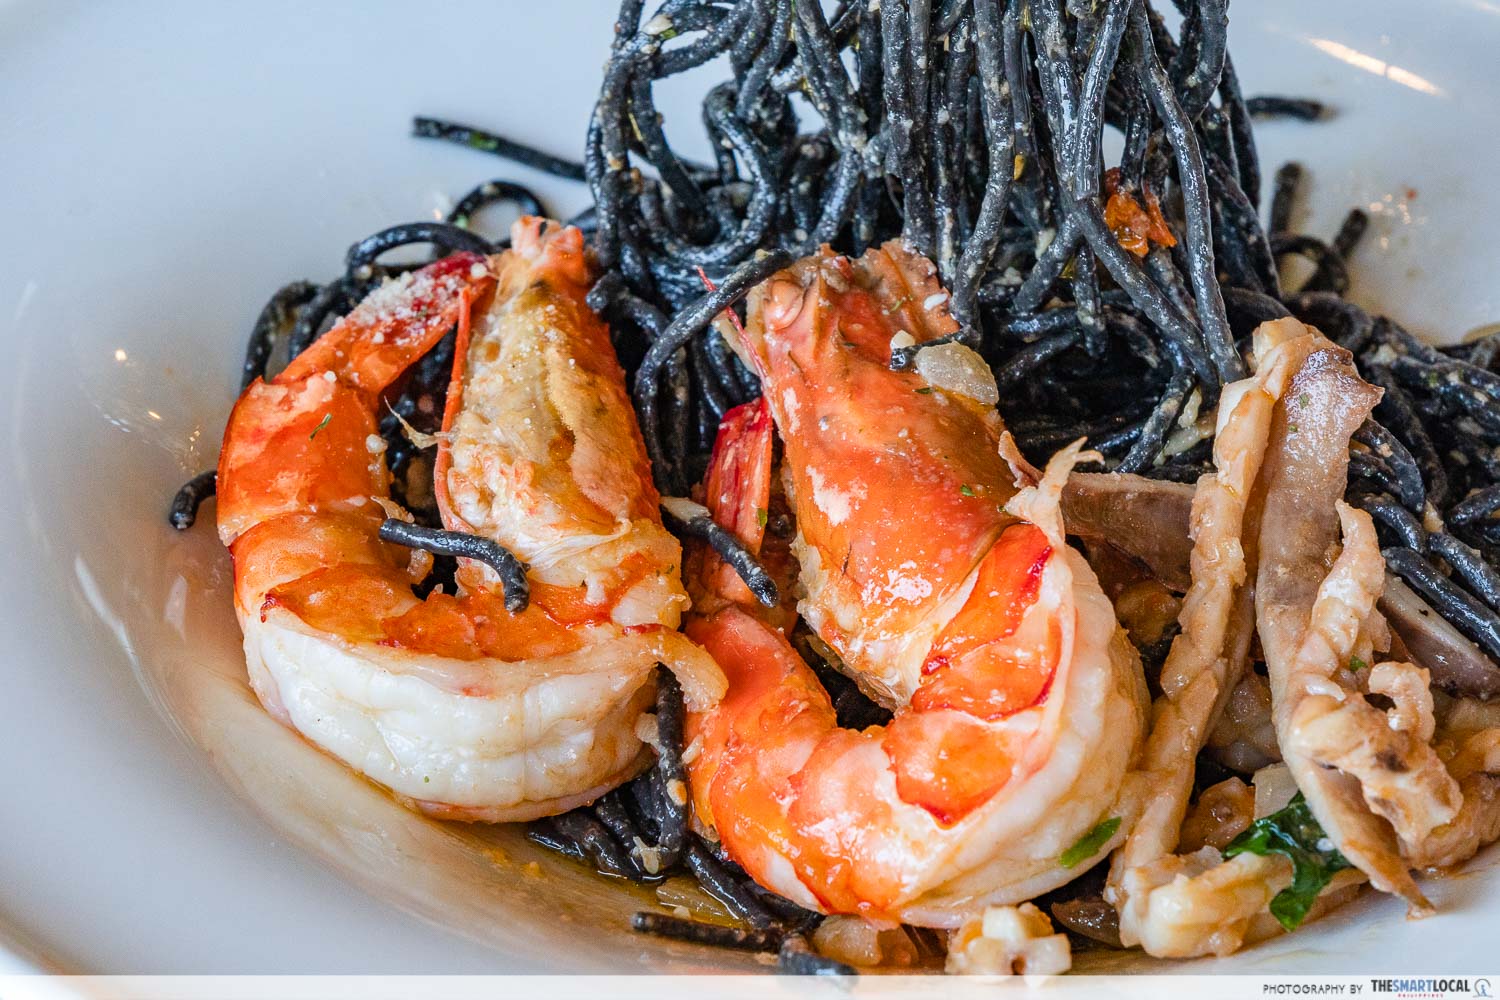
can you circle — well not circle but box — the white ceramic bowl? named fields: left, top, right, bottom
left=2, top=0, right=1497, bottom=974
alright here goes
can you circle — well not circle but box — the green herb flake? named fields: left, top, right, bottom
left=915, top=386, right=935, bottom=395
left=1059, top=816, right=1121, bottom=869
left=309, top=413, right=332, bottom=440
left=1288, top=423, right=1299, bottom=435
left=1223, top=792, right=1352, bottom=931
left=959, top=484, right=976, bottom=497
left=756, top=507, right=769, bottom=528
left=1297, top=393, right=1311, bottom=407
left=1349, top=656, right=1368, bottom=672
left=885, top=296, right=911, bottom=315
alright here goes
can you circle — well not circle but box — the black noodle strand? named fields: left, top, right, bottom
left=377, top=519, right=530, bottom=612
left=412, top=116, right=587, bottom=181
left=242, top=280, right=318, bottom=389
left=661, top=506, right=779, bottom=608
left=631, top=912, right=784, bottom=952
left=1245, top=95, right=1327, bottom=120
left=168, top=469, right=216, bottom=531
left=648, top=667, right=690, bottom=871
left=346, top=222, right=493, bottom=273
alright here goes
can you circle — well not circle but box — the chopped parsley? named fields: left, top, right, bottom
left=756, top=507, right=768, bottom=528
left=1349, top=655, right=1368, bottom=672
left=915, top=386, right=935, bottom=395
left=1059, top=816, right=1121, bottom=869
left=1223, top=792, right=1352, bottom=931
left=959, top=484, right=976, bottom=497
left=309, top=413, right=332, bottom=439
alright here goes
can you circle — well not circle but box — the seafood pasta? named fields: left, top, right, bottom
left=169, top=0, right=1500, bottom=977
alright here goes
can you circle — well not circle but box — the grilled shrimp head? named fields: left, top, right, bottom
left=217, top=220, right=722, bottom=822
left=683, top=243, right=1147, bottom=926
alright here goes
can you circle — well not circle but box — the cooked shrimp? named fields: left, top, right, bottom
left=682, top=243, right=1147, bottom=927
left=217, top=221, right=722, bottom=822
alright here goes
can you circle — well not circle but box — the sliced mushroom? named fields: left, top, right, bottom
left=1062, top=473, right=1195, bottom=591
left=1381, top=574, right=1500, bottom=699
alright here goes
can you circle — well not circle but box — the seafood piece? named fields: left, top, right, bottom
left=1247, top=317, right=1500, bottom=911
left=1409, top=718, right=1500, bottom=869
left=1106, top=317, right=1300, bottom=953
left=1269, top=507, right=1459, bottom=889
left=217, top=221, right=722, bottom=822
left=1117, top=848, right=1290, bottom=957
left=1064, top=470, right=1500, bottom=700
left=945, top=903, right=1071, bottom=976
left=1247, top=321, right=1439, bottom=909
left=1111, top=318, right=1500, bottom=957
left=683, top=243, right=1147, bottom=927
left=678, top=395, right=798, bottom=631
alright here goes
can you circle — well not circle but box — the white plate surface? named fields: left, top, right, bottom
left=2, top=0, right=1499, bottom=975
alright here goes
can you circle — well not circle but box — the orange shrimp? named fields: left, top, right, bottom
left=217, top=221, right=722, bottom=822
left=682, top=243, right=1147, bottom=926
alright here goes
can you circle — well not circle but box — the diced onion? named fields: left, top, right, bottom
left=1252, top=761, right=1298, bottom=817
left=914, top=341, right=999, bottom=406
left=812, top=916, right=885, bottom=968
left=660, top=496, right=710, bottom=522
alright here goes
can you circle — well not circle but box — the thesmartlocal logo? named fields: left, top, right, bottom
left=1367, top=979, right=1488, bottom=998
